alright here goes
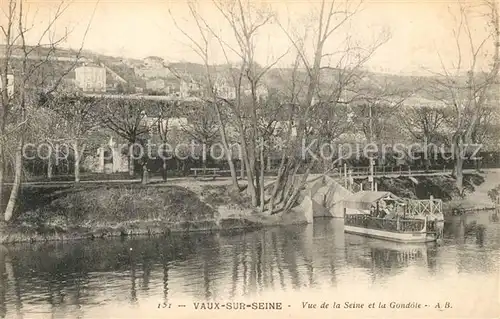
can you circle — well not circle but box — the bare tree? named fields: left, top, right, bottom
left=170, top=1, right=243, bottom=192
left=267, top=0, right=390, bottom=214
left=470, top=105, right=498, bottom=147
left=46, top=93, right=102, bottom=183
left=152, top=100, right=177, bottom=181
left=179, top=100, right=220, bottom=168
left=0, top=0, right=94, bottom=221
left=99, top=97, right=158, bottom=177
left=174, top=0, right=389, bottom=214
left=206, top=0, right=288, bottom=210
left=429, top=0, right=499, bottom=192
left=24, top=106, right=61, bottom=179
left=397, top=104, right=448, bottom=168
left=400, top=106, right=447, bottom=144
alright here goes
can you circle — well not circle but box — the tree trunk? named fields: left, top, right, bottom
left=453, top=136, right=464, bottom=194
left=455, top=156, right=464, bottom=194
left=240, top=160, right=245, bottom=179
left=225, top=148, right=239, bottom=191
left=47, top=155, right=53, bottom=180
left=268, top=158, right=289, bottom=214
left=4, top=139, right=23, bottom=222
left=212, top=103, right=239, bottom=190
left=259, top=146, right=265, bottom=212
left=283, top=162, right=315, bottom=213
left=162, top=158, right=168, bottom=181
left=202, top=147, right=206, bottom=168
left=128, top=143, right=135, bottom=177
left=0, top=144, right=4, bottom=212
left=236, top=129, right=257, bottom=204
left=74, top=144, right=81, bottom=184
left=142, top=163, right=149, bottom=185
left=254, top=161, right=261, bottom=206
left=128, top=156, right=135, bottom=177
left=74, top=160, right=80, bottom=183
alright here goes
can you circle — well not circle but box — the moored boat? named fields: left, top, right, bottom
left=342, top=191, right=444, bottom=243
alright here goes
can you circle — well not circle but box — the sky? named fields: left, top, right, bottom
left=10, top=0, right=497, bottom=76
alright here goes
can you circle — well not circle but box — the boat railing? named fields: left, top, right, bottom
left=426, top=219, right=442, bottom=232
left=406, top=198, right=443, bottom=216
left=345, top=214, right=426, bottom=233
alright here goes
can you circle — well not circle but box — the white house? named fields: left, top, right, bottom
left=75, top=66, right=106, bottom=92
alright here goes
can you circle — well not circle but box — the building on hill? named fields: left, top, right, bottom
left=144, top=56, right=165, bottom=68
left=75, top=65, right=106, bottom=92
left=146, top=79, right=167, bottom=93
left=135, top=67, right=172, bottom=79
left=135, top=56, right=172, bottom=79
left=180, top=79, right=204, bottom=98
left=243, top=84, right=269, bottom=101
left=213, top=77, right=236, bottom=99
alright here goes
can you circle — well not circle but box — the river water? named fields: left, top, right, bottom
left=0, top=212, right=499, bottom=319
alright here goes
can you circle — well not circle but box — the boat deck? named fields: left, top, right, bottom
left=344, top=214, right=439, bottom=243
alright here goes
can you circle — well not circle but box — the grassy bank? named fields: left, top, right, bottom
left=3, top=172, right=491, bottom=244
left=0, top=184, right=265, bottom=244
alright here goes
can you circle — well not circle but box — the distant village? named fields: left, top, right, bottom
left=1, top=47, right=499, bottom=178
left=71, top=55, right=269, bottom=100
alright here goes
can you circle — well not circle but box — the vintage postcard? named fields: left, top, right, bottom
left=0, top=0, right=499, bottom=318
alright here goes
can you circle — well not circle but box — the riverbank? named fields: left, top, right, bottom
left=1, top=171, right=496, bottom=244
left=0, top=180, right=306, bottom=244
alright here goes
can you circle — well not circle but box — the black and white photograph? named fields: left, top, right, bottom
left=0, top=0, right=499, bottom=318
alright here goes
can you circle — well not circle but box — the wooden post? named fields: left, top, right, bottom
left=375, top=182, right=378, bottom=192
left=348, top=170, right=353, bottom=191
left=344, top=163, right=347, bottom=187
left=369, top=159, right=374, bottom=191
left=430, top=195, right=434, bottom=214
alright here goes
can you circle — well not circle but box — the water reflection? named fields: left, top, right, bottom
left=0, top=212, right=498, bottom=318
left=444, top=211, right=500, bottom=246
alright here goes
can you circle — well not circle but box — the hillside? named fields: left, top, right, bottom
left=1, top=45, right=498, bottom=101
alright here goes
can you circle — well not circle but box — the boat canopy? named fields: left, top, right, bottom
left=343, top=191, right=401, bottom=211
